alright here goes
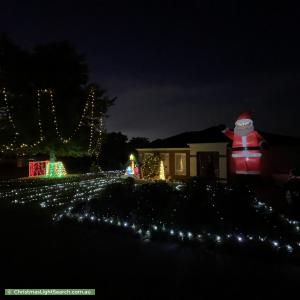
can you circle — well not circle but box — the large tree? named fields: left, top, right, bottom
left=100, top=132, right=128, bottom=170
left=0, top=34, right=115, bottom=158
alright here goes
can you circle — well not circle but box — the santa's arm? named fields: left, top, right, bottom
left=222, top=128, right=234, bottom=140
left=256, top=131, right=268, bottom=148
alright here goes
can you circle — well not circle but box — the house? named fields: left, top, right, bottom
left=136, top=126, right=300, bottom=181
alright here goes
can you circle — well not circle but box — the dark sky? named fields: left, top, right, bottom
left=1, top=0, right=300, bottom=139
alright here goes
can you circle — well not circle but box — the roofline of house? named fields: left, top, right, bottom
left=136, top=148, right=189, bottom=151
left=187, top=142, right=229, bottom=145
left=137, top=142, right=229, bottom=151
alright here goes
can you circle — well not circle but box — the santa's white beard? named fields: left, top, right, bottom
left=234, top=124, right=254, bottom=136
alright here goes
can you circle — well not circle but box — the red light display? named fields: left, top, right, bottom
left=29, top=161, right=49, bottom=177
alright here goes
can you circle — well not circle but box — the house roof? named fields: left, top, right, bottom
left=147, top=126, right=230, bottom=148
left=143, top=126, right=300, bottom=148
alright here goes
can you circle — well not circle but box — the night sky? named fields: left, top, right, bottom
left=1, top=1, right=300, bottom=140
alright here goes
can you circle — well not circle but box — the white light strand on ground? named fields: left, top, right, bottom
left=252, top=197, right=300, bottom=234
left=3, top=173, right=300, bottom=256
left=0, top=172, right=123, bottom=208
left=54, top=210, right=300, bottom=255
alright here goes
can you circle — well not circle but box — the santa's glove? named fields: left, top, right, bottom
left=217, top=124, right=226, bottom=132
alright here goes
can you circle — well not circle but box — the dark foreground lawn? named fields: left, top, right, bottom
left=1, top=197, right=300, bottom=300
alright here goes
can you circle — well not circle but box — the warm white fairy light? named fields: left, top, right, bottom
left=88, top=88, right=95, bottom=153
left=0, top=87, right=101, bottom=154
left=94, top=114, right=104, bottom=160
left=0, top=88, right=18, bottom=152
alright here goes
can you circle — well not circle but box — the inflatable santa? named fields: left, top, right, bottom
left=222, top=112, right=265, bottom=175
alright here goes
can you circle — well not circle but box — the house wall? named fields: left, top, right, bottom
left=137, top=148, right=190, bottom=179
left=188, top=143, right=228, bottom=180
left=137, top=144, right=228, bottom=180
left=138, top=143, right=300, bottom=181
left=261, top=146, right=300, bottom=176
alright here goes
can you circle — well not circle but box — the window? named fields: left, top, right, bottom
left=160, top=153, right=169, bottom=176
left=175, top=153, right=186, bottom=175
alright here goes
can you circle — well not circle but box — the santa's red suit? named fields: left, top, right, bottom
left=223, top=112, right=264, bottom=175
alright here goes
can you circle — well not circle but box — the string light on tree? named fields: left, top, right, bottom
left=36, top=90, right=44, bottom=141
left=0, top=86, right=108, bottom=158
left=0, top=88, right=19, bottom=152
left=88, top=87, right=95, bottom=153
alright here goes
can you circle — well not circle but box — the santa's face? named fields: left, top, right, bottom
left=234, top=119, right=254, bottom=136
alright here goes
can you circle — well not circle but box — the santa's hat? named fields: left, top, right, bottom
left=235, top=111, right=253, bottom=125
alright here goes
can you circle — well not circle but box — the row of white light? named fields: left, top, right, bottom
left=1, top=172, right=122, bottom=208
left=253, top=196, right=300, bottom=233
left=52, top=179, right=300, bottom=255
left=4, top=172, right=300, bottom=255
left=54, top=210, right=299, bottom=255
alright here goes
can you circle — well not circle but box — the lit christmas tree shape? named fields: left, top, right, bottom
left=29, top=161, right=49, bottom=177
left=159, top=160, right=165, bottom=180
left=46, top=161, right=67, bottom=178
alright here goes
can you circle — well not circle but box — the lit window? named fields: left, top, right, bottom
left=175, top=153, right=186, bottom=175
left=160, top=153, right=169, bottom=176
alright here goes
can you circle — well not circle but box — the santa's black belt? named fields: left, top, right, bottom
left=232, top=147, right=261, bottom=151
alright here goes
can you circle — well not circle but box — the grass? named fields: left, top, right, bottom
left=1, top=175, right=300, bottom=299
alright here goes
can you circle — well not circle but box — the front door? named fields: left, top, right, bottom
left=197, top=152, right=219, bottom=178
